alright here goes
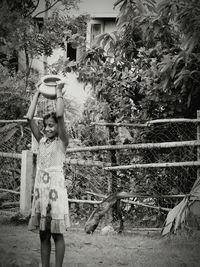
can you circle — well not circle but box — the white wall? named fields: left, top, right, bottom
left=69, top=0, right=118, bottom=17
left=64, top=72, right=89, bottom=105
left=86, top=18, right=116, bottom=48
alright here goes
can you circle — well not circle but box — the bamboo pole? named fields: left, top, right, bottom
left=85, top=191, right=186, bottom=199
left=0, top=120, right=27, bottom=123
left=85, top=191, right=106, bottom=198
left=127, top=228, right=162, bottom=232
left=90, top=118, right=200, bottom=128
left=65, top=158, right=111, bottom=167
left=147, top=118, right=200, bottom=124
left=66, top=140, right=200, bottom=153
left=0, top=118, right=198, bottom=126
left=104, top=161, right=200, bottom=171
left=121, top=199, right=171, bottom=212
left=0, top=152, right=22, bottom=159
left=91, top=122, right=147, bottom=128
left=0, top=118, right=42, bottom=123
left=0, top=189, right=20, bottom=195
left=1, top=198, right=171, bottom=212
left=71, top=194, right=171, bottom=211
left=68, top=198, right=101, bottom=204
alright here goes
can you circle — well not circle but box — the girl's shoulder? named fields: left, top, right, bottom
left=38, top=136, right=66, bottom=151
left=39, top=136, right=46, bottom=144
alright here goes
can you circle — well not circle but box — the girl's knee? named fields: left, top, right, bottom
left=40, top=230, right=51, bottom=242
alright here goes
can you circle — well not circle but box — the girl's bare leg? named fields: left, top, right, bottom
left=40, top=230, right=51, bottom=267
left=52, top=233, right=65, bottom=267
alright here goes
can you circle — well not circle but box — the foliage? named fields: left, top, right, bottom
left=66, top=0, right=200, bottom=225
left=42, top=12, right=88, bottom=51
left=0, top=65, right=37, bottom=119
left=0, top=0, right=85, bottom=123
left=0, top=0, right=80, bottom=76
left=75, top=0, right=200, bottom=122
left=77, top=96, right=109, bottom=147
left=77, top=47, right=136, bottom=122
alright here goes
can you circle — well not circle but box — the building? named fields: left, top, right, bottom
left=72, top=0, right=117, bottom=49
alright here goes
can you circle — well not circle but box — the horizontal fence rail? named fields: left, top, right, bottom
left=91, top=118, right=200, bottom=127
left=1, top=197, right=171, bottom=212
left=66, top=140, right=200, bottom=153
left=65, top=158, right=111, bottom=167
left=104, top=161, right=200, bottom=170
left=0, top=152, right=22, bottom=159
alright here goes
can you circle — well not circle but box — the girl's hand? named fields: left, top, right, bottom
left=56, top=81, right=65, bottom=91
left=35, top=90, right=41, bottom=96
left=36, top=81, right=42, bottom=91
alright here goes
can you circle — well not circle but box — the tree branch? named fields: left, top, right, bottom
left=25, top=0, right=40, bottom=17
left=33, top=0, right=59, bottom=18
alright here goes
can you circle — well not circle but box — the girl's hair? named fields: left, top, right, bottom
left=43, top=112, right=58, bottom=127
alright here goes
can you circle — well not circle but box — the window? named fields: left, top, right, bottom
left=67, top=43, right=76, bottom=61
left=91, top=23, right=102, bottom=45
left=34, top=17, right=44, bottom=32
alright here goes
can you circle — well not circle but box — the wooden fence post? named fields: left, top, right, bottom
left=195, top=110, right=200, bottom=189
left=20, top=150, right=33, bottom=214
left=191, top=110, right=200, bottom=192
left=197, top=111, right=200, bottom=178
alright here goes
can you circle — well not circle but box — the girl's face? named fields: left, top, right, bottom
left=44, top=117, right=58, bottom=139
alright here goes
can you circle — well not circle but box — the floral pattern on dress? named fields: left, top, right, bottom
left=42, top=171, right=50, bottom=184
left=49, top=189, right=58, bottom=201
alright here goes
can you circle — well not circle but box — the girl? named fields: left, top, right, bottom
left=26, top=81, right=69, bottom=267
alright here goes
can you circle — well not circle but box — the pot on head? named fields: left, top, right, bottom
left=38, top=75, right=65, bottom=100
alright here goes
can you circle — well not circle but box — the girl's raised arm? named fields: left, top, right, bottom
left=56, top=82, right=69, bottom=148
left=25, top=90, right=42, bottom=143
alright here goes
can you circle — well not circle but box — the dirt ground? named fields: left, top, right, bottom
left=0, top=218, right=200, bottom=267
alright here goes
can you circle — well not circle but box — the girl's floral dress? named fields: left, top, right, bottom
left=28, top=136, right=70, bottom=233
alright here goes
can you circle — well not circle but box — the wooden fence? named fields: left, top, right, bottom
left=1, top=113, right=200, bottom=219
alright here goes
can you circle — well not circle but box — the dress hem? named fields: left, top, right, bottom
left=28, top=213, right=70, bottom=234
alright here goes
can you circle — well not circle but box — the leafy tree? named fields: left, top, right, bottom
left=67, top=0, right=200, bottom=223
left=76, top=0, right=200, bottom=121
left=0, top=0, right=80, bottom=79
left=113, top=0, right=200, bottom=119
left=0, top=0, right=85, bottom=121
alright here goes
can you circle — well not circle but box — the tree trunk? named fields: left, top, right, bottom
left=24, top=42, right=31, bottom=91
left=107, top=122, right=121, bottom=225
left=108, top=124, right=118, bottom=193
left=84, top=192, right=124, bottom=234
